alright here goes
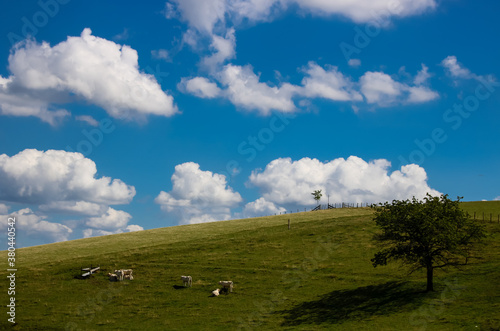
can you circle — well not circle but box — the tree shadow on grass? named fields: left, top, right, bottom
left=278, top=281, right=429, bottom=327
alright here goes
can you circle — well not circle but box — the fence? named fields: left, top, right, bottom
left=274, top=202, right=371, bottom=215
left=468, top=212, right=500, bottom=223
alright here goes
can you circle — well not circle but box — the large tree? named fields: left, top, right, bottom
left=371, top=194, right=485, bottom=291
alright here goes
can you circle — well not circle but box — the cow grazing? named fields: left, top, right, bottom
left=181, top=275, right=192, bottom=287
left=114, top=269, right=133, bottom=281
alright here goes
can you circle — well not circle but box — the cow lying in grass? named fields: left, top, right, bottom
left=211, top=288, right=220, bottom=297
left=218, top=281, right=233, bottom=293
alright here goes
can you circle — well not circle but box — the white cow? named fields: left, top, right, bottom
left=211, top=288, right=220, bottom=297
left=181, top=275, right=192, bottom=287
left=115, top=269, right=133, bottom=281
left=218, top=281, right=233, bottom=293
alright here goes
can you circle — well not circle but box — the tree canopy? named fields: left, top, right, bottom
left=371, top=194, right=485, bottom=291
left=311, top=190, right=322, bottom=205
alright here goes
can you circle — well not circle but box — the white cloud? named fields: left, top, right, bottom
left=0, top=149, right=140, bottom=246
left=82, top=214, right=143, bottom=239
left=0, top=149, right=136, bottom=205
left=0, top=76, right=70, bottom=125
left=168, top=0, right=436, bottom=31
left=0, top=203, right=9, bottom=214
left=441, top=56, right=473, bottom=79
left=299, top=62, right=363, bottom=102
left=155, top=162, right=242, bottom=224
left=201, top=28, right=237, bottom=70
left=360, top=71, right=438, bottom=105
left=360, top=71, right=403, bottom=105
left=179, top=77, right=222, bottom=99
left=217, top=64, right=298, bottom=115
left=75, top=115, right=99, bottom=127
left=348, top=59, right=361, bottom=68
left=39, top=201, right=106, bottom=216
left=151, top=49, right=171, bottom=61
left=494, top=196, right=500, bottom=201
left=2, top=29, right=178, bottom=123
left=167, top=0, right=227, bottom=34
left=407, top=86, right=439, bottom=103
left=2, top=208, right=72, bottom=243
left=414, top=63, right=432, bottom=85
left=242, top=197, right=286, bottom=218
left=126, top=224, right=144, bottom=232
left=85, top=207, right=132, bottom=230
left=248, top=156, right=440, bottom=208
left=289, top=0, right=436, bottom=23
left=182, top=63, right=439, bottom=113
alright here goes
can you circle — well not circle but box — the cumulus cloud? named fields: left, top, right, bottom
left=1, top=29, right=178, bottom=123
left=39, top=201, right=106, bottom=216
left=151, top=49, right=171, bottom=61
left=0, top=149, right=140, bottom=246
left=299, top=62, right=363, bottom=102
left=0, top=203, right=9, bottom=214
left=242, top=197, right=286, bottom=218
left=182, top=62, right=439, bottom=113
left=360, top=72, right=403, bottom=105
left=441, top=56, right=473, bottom=79
left=248, top=156, right=440, bottom=208
left=217, top=64, right=299, bottom=115
left=75, top=115, right=100, bottom=127
left=201, top=28, right=237, bottom=71
left=178, top=77, right=222, bottom=99
left=414, top=63, right=432, bottom=85
left=348, top=59, right=362, bottom=68
left=85, top=207, right=132, bottom=230
left=0, top=76, right=70, bottom=125
left=289, top=0, right=436, bottom=23
left=155, top=162, right=242, bottom=225
left=168, top=0, right=436, bottom=31
left=82, top=223, right=144, bottom=239
left=360, top=71, right=438, bottom=105
left=2, top=208, right=72, bottom=244
left=0, top=149, right=135, bottom=205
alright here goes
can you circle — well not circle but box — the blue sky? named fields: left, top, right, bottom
left=0, top=0, right=499, bottom=247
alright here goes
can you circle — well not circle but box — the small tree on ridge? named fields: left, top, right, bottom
left=312, top=190, right=322, bottom=206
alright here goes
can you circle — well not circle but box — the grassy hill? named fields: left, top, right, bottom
left=1, top=202, right=499, bottom=330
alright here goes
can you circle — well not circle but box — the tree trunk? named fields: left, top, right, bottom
left=426, top=265, right=434, bottom=292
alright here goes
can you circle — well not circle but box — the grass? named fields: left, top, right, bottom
left=1, top=203, right=499, bottom=330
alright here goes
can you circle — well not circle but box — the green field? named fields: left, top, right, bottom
left=2, top=202, right=499, bottom=330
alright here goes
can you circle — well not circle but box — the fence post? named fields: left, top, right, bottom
left=288, top=219, right=291, bottom=230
